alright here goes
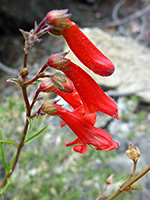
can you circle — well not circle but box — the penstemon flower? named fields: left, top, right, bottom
left=48, top=53, right=119, bottom=119
left=41, top=100, right=119, bottom=154
left=40, top=78, right=82, bottom=109
left=46, top=10, right=115, bottom=76
left=40, top=78, right=97, bottom=127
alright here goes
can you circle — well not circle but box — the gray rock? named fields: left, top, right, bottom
left=63, top=28, right=150, bottom=103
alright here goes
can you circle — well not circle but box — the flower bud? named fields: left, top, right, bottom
left=48, top=52, right=70, bottom=70
left=51, top=73, right=74, bottom=93
left=41, top=100, right=58, bottom=115
left=19, top=68, right=29, bottom=79
left=106, top=174, right=115, bottom=185
left=46, top=9, right=71, bottom=30
left=126, top=144, right=141, bottom=161
left=40, top=79, right=56, bottom=93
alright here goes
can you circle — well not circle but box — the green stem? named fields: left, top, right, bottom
left=106, top=165, right=150, bottom=200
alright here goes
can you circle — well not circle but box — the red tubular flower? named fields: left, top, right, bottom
left=61, top=19, right=115, bottom=76
left=55, top=89, right=82, bottom=109
left=40, top=78, right=82, bottom=109
left=48, top=53, right=119, bottom=119
left=41, top=100, right=119, bottom=154
left=46, top=10, right=114, bottom=76
left=40, top=78, right=97, bottom=127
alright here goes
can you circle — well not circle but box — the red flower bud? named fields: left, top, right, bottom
left=46, top=9, right=71, bottom=30
left=40, top=79, right=56, bottom=93
left=40, top=78, right=83, bottom=110
left=48, top=52, right=70, bottom=70
left=51, top=73, right=74, bottom=93
left=41, top=100, right=59, bottom=115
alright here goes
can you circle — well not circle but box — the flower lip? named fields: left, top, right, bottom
left=44, top=105, right=119, bottom=154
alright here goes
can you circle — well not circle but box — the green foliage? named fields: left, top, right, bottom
left=0, top=129, right=9, bottom=172
left=24, top=125, right=49, bottom=145
left=137, top=110, right=147, bottom=123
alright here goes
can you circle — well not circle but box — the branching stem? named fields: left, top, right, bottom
left=1, top=53, right=31, bottom=188
left=106, top=165, right=150, bottom=200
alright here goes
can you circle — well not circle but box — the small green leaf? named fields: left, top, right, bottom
left=24, top=125, right=48, bottom=145
left=0, top=178, right=10, bottom=195
left=0, top=140, right=18, bottom=147
left=6, top=78, right=21, bottom=86
left=28, top=118, right=34, bottom=131
left=0, top=129, right=9, bottom=172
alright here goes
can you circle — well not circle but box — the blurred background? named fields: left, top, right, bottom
left=0, top=0, right=150, bottom=200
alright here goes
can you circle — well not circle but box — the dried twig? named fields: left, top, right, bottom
left=107, top=88, right=150, bottom=97
left=105, top=4, right=150, bottom=27
left=0, top=61, right=18, bottom=76
left=106, top=165, right=150, bottom=200
left=136, top=15, right=148, bottom=41
left=112, top=0, right=126, bottom=22
left=112, top=0, right=126, bottom=34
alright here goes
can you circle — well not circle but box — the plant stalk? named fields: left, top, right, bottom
left=106, top=165, right=150, bottom=200
left=1, top=83, right=31, bottom=188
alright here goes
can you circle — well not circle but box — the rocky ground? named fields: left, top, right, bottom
left=0, top=0, right=150, bottom=200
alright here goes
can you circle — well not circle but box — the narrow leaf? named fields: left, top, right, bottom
left=0, top=140, right=18, bottom=147
left=28, top=118, right=33, bottom=131
left=6, top=78, right=21, bottom=86
left=24, top=125, right=48, bottom=145
left=0, top=178, right=10, bottom=195
left=0, top=129, right=9, bottom=172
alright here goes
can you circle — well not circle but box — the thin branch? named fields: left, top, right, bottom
left=112, top=0, right=125, bottom=22
left=1, top=77, right=31, bottom=188
left=23, top=53, right=28, bottom=68
left=136, top=15, right=148, bottom=42
left=0, top=61, right=18, bottom=76
left=107, top=88, right=150, bottom=97
left=1, top=118, right=29, bottom=188
left=106, top=165, right=150, bottom=200
left=121, top=160, right=138, bottom=186
left=105, top=5, right=150, bottom=27
left=112, top=0, right=126, bottom=34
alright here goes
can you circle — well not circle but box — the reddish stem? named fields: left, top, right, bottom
left=35, top=17, right=46, bottom=34
left=30, top=88, right=42, bottom=110
left=23, top=53, right=28, bottom=68
left=24, top=74, right=50, bottom=86
left=1, top=86, right=31, bottom=188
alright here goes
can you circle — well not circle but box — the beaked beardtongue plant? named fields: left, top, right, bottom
left=1, top=9, right=149, bottom=199
left=0, top=8, right=119, bottom=192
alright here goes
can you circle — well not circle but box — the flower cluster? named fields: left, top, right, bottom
left=30, top=9, right=119, bottom=154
